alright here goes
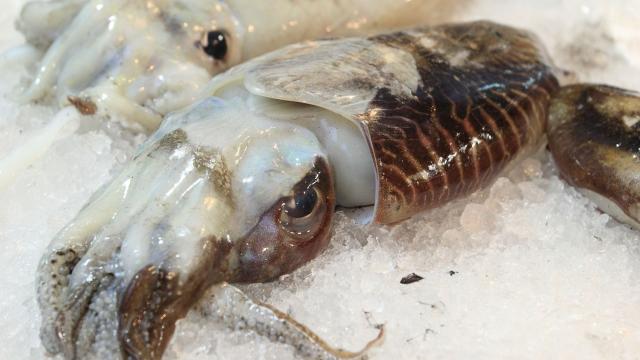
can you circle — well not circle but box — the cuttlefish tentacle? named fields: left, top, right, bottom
left=198, top=284, right=384, bottom=360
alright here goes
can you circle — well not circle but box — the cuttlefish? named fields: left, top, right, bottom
left=36, top=21, right=565, bottom=359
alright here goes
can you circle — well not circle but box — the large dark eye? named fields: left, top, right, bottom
left=279, top=181, right=326, bottom=237
left=201, top=30, right=228, bottom=60
left=283, top=187, right=319, bottom=218
left=232, top=160, right=335, bottom=283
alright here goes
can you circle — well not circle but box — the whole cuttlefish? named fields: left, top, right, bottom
left=36, top=21, right=566, bottom=359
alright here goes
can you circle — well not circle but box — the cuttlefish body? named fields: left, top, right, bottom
left=16, top=0, right=462, bottom=130
left=37, top=21, right=559, bottom=359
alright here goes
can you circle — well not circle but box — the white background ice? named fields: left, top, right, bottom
left=0, top=0, right=639, bottom=359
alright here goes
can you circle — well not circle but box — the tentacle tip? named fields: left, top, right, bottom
left=341, top=323, right=385, bottom=360
left=315, top=322, right=386, bottom=360
left=38, top=327, right=62, bottom=357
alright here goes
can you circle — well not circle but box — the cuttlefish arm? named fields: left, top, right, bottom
left=196, top=284, right=384, bottom=360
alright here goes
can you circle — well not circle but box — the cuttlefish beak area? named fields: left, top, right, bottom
left=547, top=84, right=640, bottom=229
left=35, top=98, right=336, bottom=359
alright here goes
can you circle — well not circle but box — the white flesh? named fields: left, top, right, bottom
left=238, top=87, right=376, bottom=207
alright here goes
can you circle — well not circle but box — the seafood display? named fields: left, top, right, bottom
left=35, top=21, right=561, bottom=359
left=17, top=0, right=462, bottom=129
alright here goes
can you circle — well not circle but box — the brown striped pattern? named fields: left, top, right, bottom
left=363, top=22, right=559, bottom=224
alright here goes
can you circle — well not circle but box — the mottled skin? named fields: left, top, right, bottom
left=547, top=85, right=640, bottom=228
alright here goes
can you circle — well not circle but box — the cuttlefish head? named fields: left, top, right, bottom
left=17, top=0, right=246, bottom=130
left=36, top=98, right=335, bottom=359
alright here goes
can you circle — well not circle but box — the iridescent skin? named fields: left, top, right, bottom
left=36, top=21, right=563, bottom=360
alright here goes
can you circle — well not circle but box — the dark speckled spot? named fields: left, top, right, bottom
left=157, top=129, right=188, bottom=151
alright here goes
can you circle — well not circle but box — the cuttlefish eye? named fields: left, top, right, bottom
left=233, top=159, right=335, bottom=283
left=280, top=183, right=323, bottom=236
left=201, top=30, right=228, bottom=60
